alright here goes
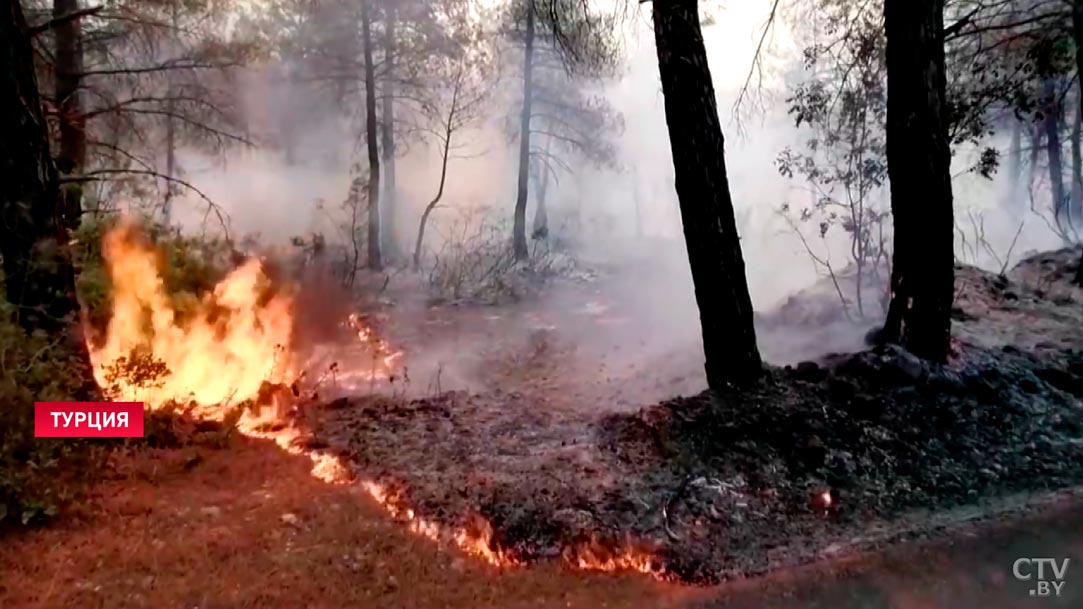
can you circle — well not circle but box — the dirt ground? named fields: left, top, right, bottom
left=0, top=436, right=695, bottom=609
left=3, top=422, right=1083, bottom=609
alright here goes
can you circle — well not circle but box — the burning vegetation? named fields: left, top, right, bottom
left=79, top=222, right=671, bottom=579
left=88, top=222, right=297, bottom=413
left=85, top=222, right=403, bottom=423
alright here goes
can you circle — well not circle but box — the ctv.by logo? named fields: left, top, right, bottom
left=1013, top=558, right=1070, bottom=597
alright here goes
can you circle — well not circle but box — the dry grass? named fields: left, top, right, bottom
left=0, top=434, right=697, bottom=609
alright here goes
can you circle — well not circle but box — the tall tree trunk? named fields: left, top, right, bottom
left=1073, top=0, right=1083, bottom=282
left=531, top=166, right=550, bottom=239
left=1071, top=96, right=1082, bottom=230
left=163, top=0, right=178, bottom=224
left=512, top=0, right=535, bottom=261
left=381, top=5, right=398, bottom=258
left=881, top=0, right=954, bottom=362
left=54, top=0, right=85, bottom=231
left=361, top=0, right=382, bottom=270
left=1, top=0, right=81, bottom=335
left=164, top=105, right=176, bottom=221
left=531, top=136, right=551, bottom=240
left=1043, top=79, right=1069, bottom=238
left=1007, top=118, right=1022, bottom=208
left=651, top=0, right=763, bottom=389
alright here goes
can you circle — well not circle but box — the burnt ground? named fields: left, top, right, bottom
left=300, top=246, right=1083, bottom=584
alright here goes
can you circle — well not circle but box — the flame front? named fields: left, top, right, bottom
left=89, top=223, right=296, bottom=411
left=86, top=223, right=666, bottom=580
left=361, top=480, right=521, bottom=568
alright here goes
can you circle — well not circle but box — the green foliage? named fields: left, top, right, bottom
left=73, top=215, right=235, bottom=328
left=1, top=216, right=239, bottom=529
left=0, top=300, right=104, bottom=527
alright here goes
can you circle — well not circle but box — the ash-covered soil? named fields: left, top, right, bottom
left=302, top=247, right=1083, bottom=584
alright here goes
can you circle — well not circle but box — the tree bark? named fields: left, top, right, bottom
left=1071, top=97, right=1082, bottom=228
left=1043, top=79, right=1069, bottom=238
left=881, top=0, right=954, bottom=362
left=53, top=0, right=85, bottom=230
left=512, top=0, right=536, bottom=261
left=361, top=0, right=382, bottom=270
left=1073, top=0, right=1083, bottom=283
left=651, top=0, right=763, bottom=389
left=381, top=5, right=399, bottom=258
left=1, top=0, right=82, bottom=337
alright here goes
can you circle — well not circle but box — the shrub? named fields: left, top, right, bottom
left=1, top=216, right=240, bottom=527
left=0, top=300, right=104, bottom=526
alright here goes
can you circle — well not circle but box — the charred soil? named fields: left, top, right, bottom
left=305, top=247, right=1083, bottom=584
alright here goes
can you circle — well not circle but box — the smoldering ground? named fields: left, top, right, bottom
left=72, top=0, right=1083, bottom=587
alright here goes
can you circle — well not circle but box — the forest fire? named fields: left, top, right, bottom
left=360, top=480, right=522, bottom=568
left=88, top=223, right=297, bottom=412
left=87, top=223, right=399, bottom=415
left=360, top=479, right=667, bottom=578
left=84, top=223, right=669, bottom=579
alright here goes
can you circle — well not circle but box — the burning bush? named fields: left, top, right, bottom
left=86, top=222, right=297, bottom=416
left=0, top=218, right=259, bottom=526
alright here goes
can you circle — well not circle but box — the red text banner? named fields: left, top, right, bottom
left=34, top=402, right=145, bottom=438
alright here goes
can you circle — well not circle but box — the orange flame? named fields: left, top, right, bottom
left=360, top=479, right=665, bottom=578
left=360, top=480, right=521, bottom=567
left=86, top=223, right=666, bottom=580
left=88, top=222, right=296, bottom=413
left=563, top=535, right=665, bottom=577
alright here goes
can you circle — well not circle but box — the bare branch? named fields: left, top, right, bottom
left=61, top=169, right=231, bottom=240
left=28, top=5, right=102, bottom=37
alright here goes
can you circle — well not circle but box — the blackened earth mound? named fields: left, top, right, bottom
left=598, top=343, right=1083, bottom=581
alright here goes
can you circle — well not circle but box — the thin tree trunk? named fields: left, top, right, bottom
left=512, top=0, right=535, bottom=261
left=1043, top=79, right=1068, bottom=238
left=165, top=106, right=176, bottom=221
left=361, top=0, right=382, bottom=270
left=414, top=121, right=453, bottom=270
left=532, top=137, right=551, bottom=240
left=163, top=0, right=178, bottom=224
left=651, top=0, right=763, bottom=389
left=381, top=5, right=398, bottom=258
left=1073, top=0, right=1083, bottom=283
left=54, top=0, right=85, bottom=231
left=1071, top=97, right=1082, bottom=229
left=1007, top=118, right=1022, bottom=208
left=532, top=168, right=550, bottom=239
left=881, top=0, right=954, bottom=362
